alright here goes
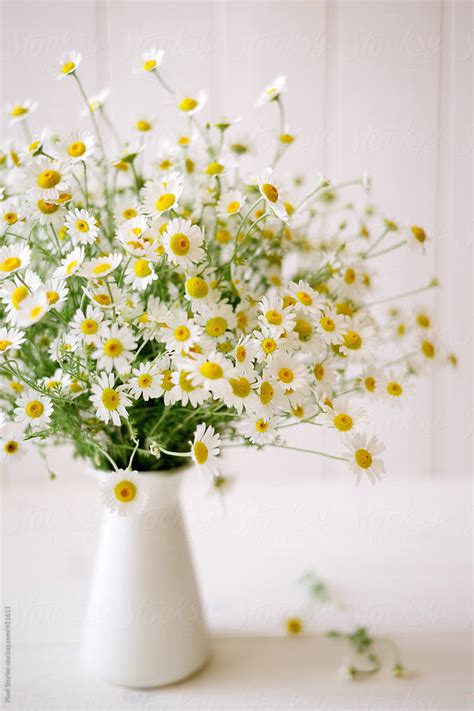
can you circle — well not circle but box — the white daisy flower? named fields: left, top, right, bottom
left=162, top=218, right=205, bottom=269
left=114, top=196, right=141, bottom=224
left=258, top=294, right=295, bottom=336
left=26, top=156, right=70, bottom=201
left=339, top=320, right=377, bottom=362
left=56, top=130, right=95, bottom=163
left=257, top=168, right=288, bottom=221
left=256, top=75, right=287, bottom=107
left=80, top=252, right=123, bottom=279
left=133, top=113, right=156, bottom=134
left=116, top=215, right=150, bottom=255
left=160, top=309, right=202, bottom=353
left=14, top=390, right=53, bottom=431
left=216, top=189, right=246, bottom=219
left=234, top=335, right=259, bottom=373
left=124, top=257, right=157, bottom=291
left=254, top=377, right=287, bottom=416
left=142, top=172, right=184, bottom=218
left=222, top=369, right=259, bottom=414
left=322, top=397, right=367, bottom=435
left=53, top=245, right=85, bottom=279
left=312, top=359, right=337, bottom=397
left=16, top=289, right=49, bottom=327
left=1, top=269, right=40, bottom=323
left=0, top=326, right=25, bottom=353
left=53, top=51, right=82, bottom=79
left=417, top=333, right=439, bottom=365
left=44, top=278, right=69, bottom=311
left=0, top=426, right=29, bottom=463
left=48, top=332, right=81, bottom=361
left=252, top=328, right=289, bottom=363
left=379, top=370, right=407, bottom=406
left=177, top=91, right=208, bottom=115
left=291, top=312, right=323, bottom=355
left=316, top=307, right=349, bottom=345
left=70, top=305, right=109, bottom=346
left=343, top=433, right=385, bottom=485
left=100, top=470, right=149, bottom=517
left=184, top=274, right=216, bottom=310
left=406, top=224, right=429, bottom=253
left=85, top=280, right=124, bottom=310
left=0, top=244, right=32, bottom=279
left=188, top=351, right=233, bottom=396
left=128, top=361, right=163, bottom=401
left=65, top=208, right=100, bottom=245
left=265, top=352, right=309, bottom=394
left=93, top=324, right=137, bottom=374
left=42, top=368, right=73, bottom=394
left=0, top=198, right=23, bottom=233
left=241, top=414, right=278, bottom=445
left=359, top=365, right=383, bottom=396
left=287, top=280, right=325, bottom=316
left=90, top=372, right=132, bottom=426
left=81, top=88, right=110, bottom=116
left=333, top=260, right=366, bottom=301
left=135, top=47, right=165, bottom=73
left=171, top=367, right=210, bottom=408
left=195, top=301, right=237, bottom=342
left=191, top=423, right=221, bottom=475
left=5, top=99, right=38, bottom=125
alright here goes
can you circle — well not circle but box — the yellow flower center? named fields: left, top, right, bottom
left=205, top=317, right=227, bottom=337
left=66, top=260, right=78, bottom=275
left=199, top=361, right=223, bottom=380
left=46, top=290, right=59, bottom=305
left=314, top=364, right=324, bottom=380
left=104, top=339, right=123, bottom=357
left=68, top=141, right=86, bottom=157
left=169, top=233, right=190, bottom=256
left=280, top=133, right=295, bottom=144
left=179, top=97, right=198, bottom=111
left=193, top=441, right=208, bottom=464
left=174, top=325, right=190, bottom=342
left=364, top=376, right=376, bottom=392
left=4, top=212, right=18, bottom=224
left=30, top=305, right=44, bottom=319
left=37, top=199, right=58, bottom=214
left=26, top=400, right=44, bottom=418
left=262, top=338, right=277, bottom=354
left=229, top=377, right=251, bottom=398
left=256, top=418, right=269, bottom=432
left=143, top=59, right=157, bottom=71
left=333, top=413, right=353, bottom=432
left=160, top=159, right=173, bottom=170
left=133, top=259, right=151, bottom=277
left=206, top=161, right=225, bottom=176
left=94, top=293, right=111, bottom=305
left=296, top=290, right=312, bottom=306
left=161, top=370, right=175, bottom=391
left=261, top=182, right=279, bottom=203
left=114, top=480, right=137, bottom=502
left=92, top=263, right=112, bottom=275
left=216, top=229, right=232, bottom=243
left=12, top=285, right=28, bottom=309
left=236, top=345, right=246, bottom=363
left=226, top=201, right=240, bottom=214
left=81, top=319, right=98, bottom=335
left=411, top=225, right=426, bottom=243
left=416, top=313, right=430, bottom=329
left=278, top=367, right=294, bottom=384
left=136, top=120, right=152, bottom=132
left=0, top=257, right=21, bottom=272
left=10, top=105, right=28, bottom=117
left=37, top=170, right=61, bottom=189
left=259, top=381, right=274, bottom=405
left=344, top=268, right=356, bottom=285
left=265, top=309, right=282, bottom=326
left=156, top=193, right=175, bottom=212
left=76, top=219, right=90, bottom=232
left=0, top=340, right=12, bottom=351
left=421, top=340, right=435, bottom=359
left=344, top=330, right=362, bottom=350
left=355, top=449, right=373, bottom=469
left=61, top=61, right=76, bottom=74
left=4, top=440, right=19, bottom=455
left=101, top=387, right=120, bottom=410
left=336, top=302, right=353, bottom=316
left=138, top=373, right=153, bottom=388
left=320, top=316, right=335, bottom=332
left=387, top=381, right=403, bottom=397
left=295, top=319, right=313, bottom=342
left=123, top=208, right=137, bottom=219
left=10, top=382, right=23, bottom=393
left=186, top=276, right=208, bottom=299
left=178, top=370, right=195, bottom=392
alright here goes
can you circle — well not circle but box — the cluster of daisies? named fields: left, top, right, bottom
left=0, top=49, right=454, bottom=516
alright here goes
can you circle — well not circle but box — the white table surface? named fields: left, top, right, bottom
left=2, top=446, right=472, bottom=710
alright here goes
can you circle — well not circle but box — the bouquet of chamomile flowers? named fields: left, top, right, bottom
left=0, top=49, right=455, bottom=516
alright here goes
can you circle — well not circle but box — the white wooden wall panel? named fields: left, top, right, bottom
left=0, top=0, right=471, bottom=477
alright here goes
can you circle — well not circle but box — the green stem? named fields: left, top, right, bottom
left=363, top=281, right=437, bottom=308
left=365, top=240, right=406, bottom=260
left=362, top=227, right=389, bottom=258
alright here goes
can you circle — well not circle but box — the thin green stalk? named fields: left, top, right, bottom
left=362, top=227, right=389, bottom=258
left=365, top=240, right=406, bottom=260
